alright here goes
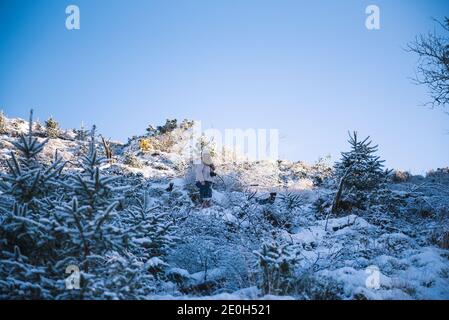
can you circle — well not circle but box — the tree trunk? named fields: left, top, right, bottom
left=331, top=166, right=352, bottom=214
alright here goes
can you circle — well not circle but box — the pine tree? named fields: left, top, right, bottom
left=0, top=114, right=178, bottom=299
left=332, top=132, right=388, bottom=212
left=74, top=122, right=89, bottom=141
left=0, top=110, right=67, bottom=299
left=254, top=240, right=300, bottom=295
left=121, top=191, right=177, bottom=278
left=157, top=119, right=177, bottom=134
left=335, top=132, right=386, bottom=191
left=45, top=116, right=60, bottom=138
left=0, top=110, right=65, bottom=205
left=146, top=124, right=157, bottom=136
left=56, top=128, right=124, bottom=273
left=0, top=245, right=54, bottom=299
left=86, top=251, right=157, bottom=299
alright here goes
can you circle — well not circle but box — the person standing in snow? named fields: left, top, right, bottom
left=195, top=151, right=215, bottom=208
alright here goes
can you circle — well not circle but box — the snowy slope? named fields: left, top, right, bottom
left=0, top=114, right=448, bottom=300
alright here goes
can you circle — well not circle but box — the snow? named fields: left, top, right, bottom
left=1, top=114, right=448, bottom=300
left=147, top=287, right=295, bottom=300
left=146, top=257, right=166, bottom=268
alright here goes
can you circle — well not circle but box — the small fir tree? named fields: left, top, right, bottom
left=254, top=240, right=300, bottom=295
left=45, top=117, right=60, bottom=138
left=332, top=132, right=388, bottom=213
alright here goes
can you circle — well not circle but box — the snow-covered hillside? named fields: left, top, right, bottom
left=0, top=113, right=448, bottom=300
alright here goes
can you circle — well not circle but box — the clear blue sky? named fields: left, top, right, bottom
left=1, top=0, right=448, bottom=173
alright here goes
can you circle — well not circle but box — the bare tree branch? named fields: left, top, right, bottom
left=407, top=17, right=449, bottom=110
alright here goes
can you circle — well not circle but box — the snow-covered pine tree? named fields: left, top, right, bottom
left=42, top=128, right=133, bottom=299
left=332, top=131, right=388, bottom=212
left=157, top=119, right=178, bottom=134
left=0, top=244, right=54, bottom=299
left=121, top=191, right=177, bottom=278
left=146, top=124, right=157, bottom=136
left=0, top=109, right=65, bottom=206
left=335, top=131, right=386, bottom=190
left=89, top=251, right=157, bottom=299
left=56, top=128, right=124, bottom=274
left=73, top=122, right=89, bottom=141
left=45, top=116, right=60, bottom=138
left=254, top=239, right=300, bottom=295
left=0, top=110, right=66, bottom=299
